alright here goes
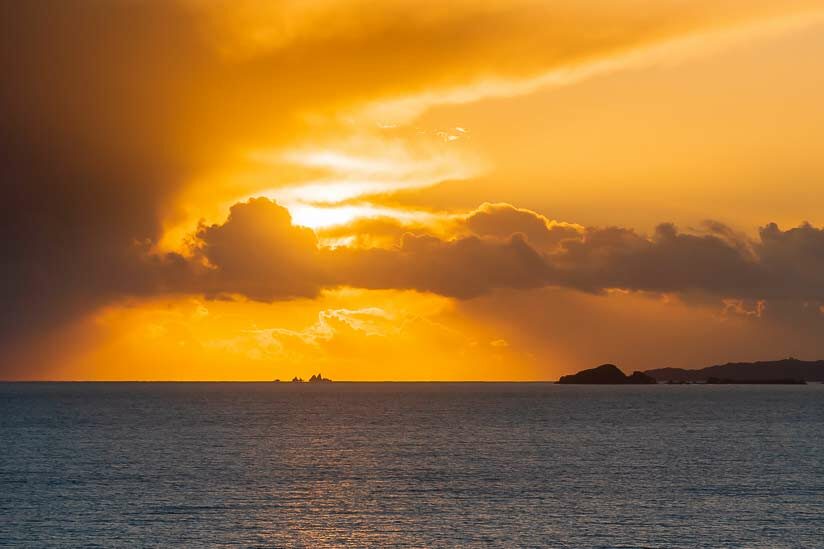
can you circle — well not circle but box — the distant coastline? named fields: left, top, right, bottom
left=559, top=358, right=821, bottom=384
left=643, top=358, right=823, bottom=383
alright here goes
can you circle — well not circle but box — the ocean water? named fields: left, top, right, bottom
left=1, top=383, right=823, bottom=548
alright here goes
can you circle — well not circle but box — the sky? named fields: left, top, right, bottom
left=2, top=0, right=824, bottom=380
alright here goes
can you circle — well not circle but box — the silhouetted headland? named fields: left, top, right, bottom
left=558, top=364, right=657, bottom=384
left=645, top=358, right=821, bottom=383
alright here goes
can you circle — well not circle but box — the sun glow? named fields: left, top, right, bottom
left=235, top=134, right=483, bottom=232
left=155, top=131, right=480, bottom=253
left=284, top=202, right=436, bottom=231
left=47, top=289, right=535, bottom=381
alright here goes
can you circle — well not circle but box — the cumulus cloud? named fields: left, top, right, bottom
left=551, top=221, right=824, bottom=301
left=154, top=198, right=824, bottom=307
left=551, top=223, right=763, bottom=295
left=176, top=199, right=551, bottom=299
left=195, top=199, right=323, bottom=300
left=12, top=194, right=815, bottom=316
left=462, top=203, right=583, bottom=250
left=327, top=232, right=551, bottom=298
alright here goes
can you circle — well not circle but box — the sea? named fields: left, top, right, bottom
left=1, top=382, right=823, bottom=548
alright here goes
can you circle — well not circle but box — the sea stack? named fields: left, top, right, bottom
left=308, top=373, right=333, bottom=383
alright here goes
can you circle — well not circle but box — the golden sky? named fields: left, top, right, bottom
left=3, top=1, right=824, bottom=380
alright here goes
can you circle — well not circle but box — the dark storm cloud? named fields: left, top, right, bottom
left=0, top=1, right=212, bottom=367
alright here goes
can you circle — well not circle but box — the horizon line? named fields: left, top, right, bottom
left=0, top=379, right=564, bottom=383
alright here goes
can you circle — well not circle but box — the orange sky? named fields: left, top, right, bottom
left=3, top=1, right=824, bottom=380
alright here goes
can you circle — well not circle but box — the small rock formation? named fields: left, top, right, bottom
left=558, top=364, right=657, bottom=384
left=291, top=376, right=304, bottom=383
left=308, top=373, right=332, bottom=383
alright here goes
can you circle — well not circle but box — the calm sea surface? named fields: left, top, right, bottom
left=1, top=383, right=823, bottom=548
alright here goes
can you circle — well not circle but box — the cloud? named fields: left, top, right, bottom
left=175, top=199, right=824, bottom=307
left=551, top=222, right=762, bottom=295
left=550, top=221, right=824, bottom=302
left=462, top=203, right=583, bottom=250
left=327, top=232, right=551, bottom=298
left=194, top=198, right=323, bottom=300
left=756, top=223, right=824, bottom=299
left=315, top=202, right=582, bottom=249
left=317, top=216, right=440, bottom=248
left=10, top=191, right=823, bottom=322
left=180, top=199, right=550, bottom=299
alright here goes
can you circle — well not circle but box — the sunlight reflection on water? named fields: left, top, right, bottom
left=1, top=383, right=823, bottom=547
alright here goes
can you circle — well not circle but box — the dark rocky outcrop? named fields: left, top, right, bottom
left=558, top=364, right=656, bottom=384
left=645, top=358, right=822, bottom=383
left=289, top=374, right=333, bottom=383
left=308, top=373, right=332, bottom=383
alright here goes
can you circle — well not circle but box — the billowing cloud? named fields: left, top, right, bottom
left=328, top=232, right=551, bottom=298
left=152, top=198, right=824, bottom=307
left=316, top=202, right=582, bottom=249
left=462, top=203, right=583, bottom=250
left=551, top=223, right=761, bottom=295
left=551, top=221, right=824, bottom=302
left=195, top=199, right=323, bottom=300
left=171, top=199, right=552, bottom=299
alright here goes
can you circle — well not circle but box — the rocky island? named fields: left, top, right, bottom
left=308, top=373, right=333, bottom=383
left=287, top=373, right=333, bottom=383
left=558, top=364, right=657, bottom=384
